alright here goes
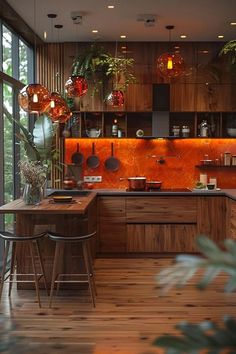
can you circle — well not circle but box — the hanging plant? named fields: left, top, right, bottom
left=71, top=43, right=137, bottom=96
left=219, top=40, right=236, bottom=65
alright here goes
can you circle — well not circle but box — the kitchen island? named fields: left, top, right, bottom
left=0, top=192, right=97, bottom=289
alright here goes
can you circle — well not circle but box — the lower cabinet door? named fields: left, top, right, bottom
left=127, top=224, right=197, bottom=252
left=98, top=218, right=126, bottom=253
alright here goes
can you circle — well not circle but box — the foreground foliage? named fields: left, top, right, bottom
left=154, top=236, right=236, bottom=353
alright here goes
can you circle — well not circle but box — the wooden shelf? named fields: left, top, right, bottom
left=195, top=165, right=236, bottom=168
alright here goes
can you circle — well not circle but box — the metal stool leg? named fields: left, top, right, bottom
left=35, top=240, right=49, bottom=296
left=86, top=242, right=97, bottom=296
left=56, top=243, right=65, bottom=296
left=8, top=242, right=17, bottom=297
left=49, top=242, right=60, bottom=308
left=82, top=242, right=95, bottom=307
left=29, top=242, right=41, bottom=308
left=0, top=241, right=10, bottom=300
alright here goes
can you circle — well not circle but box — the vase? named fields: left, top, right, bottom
left=22, top=183, right=43, bottom=205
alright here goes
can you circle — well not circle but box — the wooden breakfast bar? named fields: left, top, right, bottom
left=0, top=192, right=97, bottom=289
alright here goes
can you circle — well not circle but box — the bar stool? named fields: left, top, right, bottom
left=47, top=230, right=97, bottom=308
left=0, top=231, right=48, bottom=307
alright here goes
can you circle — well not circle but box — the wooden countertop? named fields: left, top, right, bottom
left=0, top=192, right=97, bottom=214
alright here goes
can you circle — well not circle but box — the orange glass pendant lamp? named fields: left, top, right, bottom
left=65, top=76, right=88, bottom=98
left=47, top=92, right=72, bottom=123
left=107, top=90, right=124, bottom=107
left=157, top=25, right=185, bottom=78
left=18, top=84, right=51, bottom=114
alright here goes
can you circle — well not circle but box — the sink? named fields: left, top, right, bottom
left=48, top=190, right=91, bottom=197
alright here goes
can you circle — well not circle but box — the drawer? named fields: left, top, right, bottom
left=126, top=196, right=197, bottom=223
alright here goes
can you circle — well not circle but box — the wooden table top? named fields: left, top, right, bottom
left=0, top=192, right=97, bottom=214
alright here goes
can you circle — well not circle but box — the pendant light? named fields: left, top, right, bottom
left=106, top=41, right=125, bottom=108
left=157, top=25, right=185, bottom=78
left=64, top=20, right=88, bottom=98
left=18, top=0, right=51, bottom=114
left=46, top=24, right=72, bottom=123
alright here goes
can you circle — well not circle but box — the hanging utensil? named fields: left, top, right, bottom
left=104, top=142, right=120, bottom=171
left=71, top=143, right=84, bottom=166
left=86, top=142, right=100, bottom=169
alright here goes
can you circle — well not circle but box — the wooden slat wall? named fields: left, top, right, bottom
left=36, top=43, right=65, bottom=188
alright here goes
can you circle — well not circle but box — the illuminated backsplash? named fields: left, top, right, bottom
left=64, top=138, right=236, bottom=189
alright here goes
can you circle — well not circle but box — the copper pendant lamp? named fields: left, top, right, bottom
left=106, top=90, right=124, bottom=108
left=47, top=23, right=72, bottom=123
left=157, top=25, right=185, bottom=78
left=18, top=0, right=51, bottom=114
left=65, top=76, right=88, bottom=98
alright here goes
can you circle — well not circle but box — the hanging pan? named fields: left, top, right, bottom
left=104, top=142, right=120, bottom=172
left=71, top=143, right=84, bottom=166
left=86, top=142, right=100, bottom=169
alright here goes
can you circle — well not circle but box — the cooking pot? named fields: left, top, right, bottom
left=120, top=177, right=146, bottom=191
left=146, top=181, right=162, bottom=190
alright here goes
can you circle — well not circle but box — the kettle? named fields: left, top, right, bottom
left=86, top=128, right=101, bottom=138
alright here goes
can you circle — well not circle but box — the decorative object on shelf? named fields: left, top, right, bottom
left=106, top=90, right=124, bottom=108
left=157, top=25, right=185, bottom=78
left=85, top=127, right=101, bottom=138
left=47, top=91, right=72, bottom=123
left=65, top=75, right=88, bottom=98
left=20, top=161, right=46, bottom=205
left=18, top=84, right=51, bottom=114
left=136, top=129, right=144, bottom=137
left=181, top=125, right=190, bottom=137
left=199, top=119, right=209, bottom=137
left=172, top=125, right=180, bottom=137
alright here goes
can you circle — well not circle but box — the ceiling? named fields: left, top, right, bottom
left=6, top=0, right=236, bottom=42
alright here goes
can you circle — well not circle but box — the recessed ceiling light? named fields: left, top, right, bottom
left=174, top=46, right=180, bottom=49
left=202, top=50, right=209, bottom=54
left=121, top=46, right=126, bottom=49
left=107, top=5, right=114, bottom=9
left=92, top=30, right=98, bottom=33
left=230, top=22, right=236, bottom=25
left=120, top=35, right=126, bottom=39
left=180, top=35, right=187, bottom=39
left=218, top=35, right=224, bottom=39
left=43, top=31, right=47, bottom=39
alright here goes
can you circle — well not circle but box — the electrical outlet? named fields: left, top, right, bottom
left=84, top=176, right=102, bottom=183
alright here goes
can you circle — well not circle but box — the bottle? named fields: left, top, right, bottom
left=172, top=125, right=180, bottom=137
left=112, top=119, right=118, bottom=137
left=199, top=173, right=207, bottom=185
left=232, top=155, right=236, bottom=166
left=199, top=120, right=208, bottom=137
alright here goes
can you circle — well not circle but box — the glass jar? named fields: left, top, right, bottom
left=23, top=183, right=43, bottom=205
left=172, top=125, right=180, bottom=137
left=199, top=120, right=209, bottom=137
left=182, top=125, right=190, bottom=138
left=224, top=152, right=231, bottom=166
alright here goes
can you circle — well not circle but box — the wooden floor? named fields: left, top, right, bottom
left=1, top=258, right=236, bottom=354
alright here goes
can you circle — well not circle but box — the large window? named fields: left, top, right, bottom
left=0, top=22, right=34, bottom=233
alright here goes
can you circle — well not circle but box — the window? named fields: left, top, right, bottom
left=0, top=22, right=34, bottom=232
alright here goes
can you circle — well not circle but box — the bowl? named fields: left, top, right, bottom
left=227, top=128, right=236, bottom=137
left=207, top=183, right=215, bottom=190
left=52, top=195, right=73, bottom=203
left=146, top=181, right=162, bottom=190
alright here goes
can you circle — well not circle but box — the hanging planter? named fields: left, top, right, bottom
left=106, top=90, right=124, bottom=108
left=65, top=76, right=88, bottom=98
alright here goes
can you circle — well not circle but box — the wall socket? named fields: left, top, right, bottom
left=84, top=176, right=102, bottom=183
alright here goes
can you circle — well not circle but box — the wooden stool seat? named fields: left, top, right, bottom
left=0, top=231, right=48, bottom=307
left=47, top=231, right=96, bottom=308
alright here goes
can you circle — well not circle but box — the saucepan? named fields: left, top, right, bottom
left=120, top=177, right=146, bottom=191
left=146, top=181, right=162, bottom=190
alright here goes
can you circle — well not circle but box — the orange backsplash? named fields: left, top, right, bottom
left=64, top=139, right=236, bottom=189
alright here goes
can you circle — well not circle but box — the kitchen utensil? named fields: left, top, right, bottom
left=120, top=177, right=146, bottom=191
left=86, top=128, right=101, bottom=138
left=86, top=142, right=100, bottom=169
left=62, top=176, right=77, bottom=190
left=146, top=181, right=162, bottom=190
left=71, top=143, right=84, bottom=166
left=104, top=142, right=120, bottom=171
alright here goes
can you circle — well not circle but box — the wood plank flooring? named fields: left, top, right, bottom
left=1, top=258, right=236, bottom=354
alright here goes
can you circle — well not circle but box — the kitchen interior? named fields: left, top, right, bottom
left=1, top=0, right=236, bottom=353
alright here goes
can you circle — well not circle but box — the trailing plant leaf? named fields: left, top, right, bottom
left=153, top=317, right=236, bottom=353
left=33, top=114, right=56, bottom=162
left=219, top=40, right=236, bottom=65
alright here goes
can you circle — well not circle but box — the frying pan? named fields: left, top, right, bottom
left=86, top=142, right=100, bottom=169
left=71, top=143, right=84, bottom=166
left=104, top=142, right=120, bottom=171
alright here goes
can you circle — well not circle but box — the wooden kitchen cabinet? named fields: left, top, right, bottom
left=98, top=197, right=126, bottom=253
left=197, top=196, right=226, bottom=242
left=127, top=224, right=197, bottom=253
left=228, top=199, right=236, bottom=240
